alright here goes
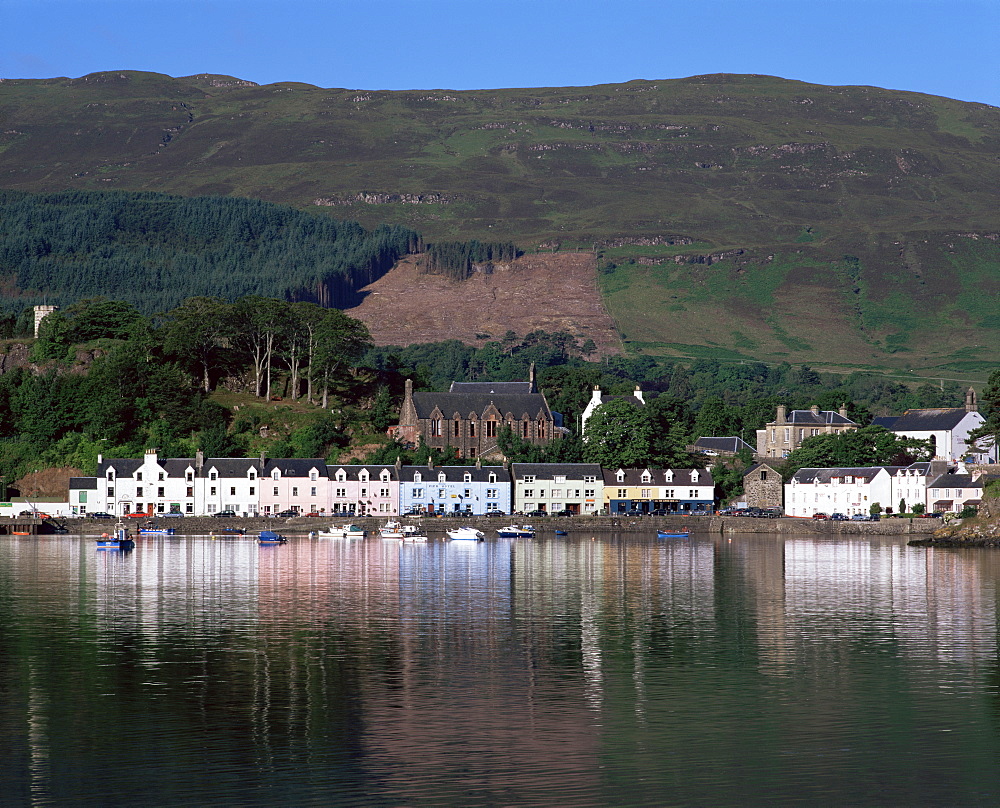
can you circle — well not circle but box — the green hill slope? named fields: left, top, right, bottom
left=1, top=70, right=998, bottom=373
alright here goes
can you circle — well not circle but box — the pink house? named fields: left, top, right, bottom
left=259, top=459, right=331, bottom=515
left=326, top=464, right=400, bottom=517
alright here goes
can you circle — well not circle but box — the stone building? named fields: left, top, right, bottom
left=394, top=365, right=558, bottom=458
left=756, top=404, right=857, bottom=459
left=742, top=462, right=784, bottom=510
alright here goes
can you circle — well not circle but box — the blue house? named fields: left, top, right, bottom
left=399, top=463, right=512, bottom=515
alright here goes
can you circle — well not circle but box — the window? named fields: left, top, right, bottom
left=760, top=471, right=767, bottom=481
left=136, top=503, right=143, bottom=512
left=186, top=472, right=193, bottom=482
left=691, top=471, right=699, bottom=482
left=523, top=475, right=535, bottom=484
left=413, top=488, right=423, bottom=498
left=210, top=487, right=216, bottom=496
left=292, top=487, right=299, bottom=497
left=487, top=489, right=497, bottom=498
left=521, top=420, right=528, bottom=438
left=336, top=487, right=346, bottom=497
left=641, top=489, right=650, bottom=498
left=107, top=472, right=114, bottom=481
left=137, top=486, right=144, bottom=497
left=665, top=489, right=674, bottom=498
left=552, top=489, right=563, bottom=499
left=431, top=418, right=442, bottom=437
left=158, top=487, right=165, bottom=497
left=585, top=489, right=595, bottom=498
left=689, top=489, right=697, bottom=498
left=641, top=472, right=651, bottom=483
left=186, top=504, right=193, bottom=514
left=665, top=471, right=673, bottom=483
left=618, top=489, right=627, bottom=498
left=469, top=421, right=476, bottom=438
left=584, top=475, right=596, bottom=484
left=273, top=470, right=280, bottom=480
left=488, top=473, right=496, bottom=483
left=210, top=472, right=216, bottom=481
left=438, top=473, right=446, bottom=483
left=379, top=488, right=389, bottom=498
left=524, top=489, right=534, bottom=498
left=438, top=489, right=446, bottom=498
left=554, top=475, right=566, bottom=484
left=784, top=428, right=790, bottom=443
left=464, top=489, right=471, bottom=498
left=187, top=487, right=194, bottom=497
left=249, top=471, right=255, bottom=480
left=230, top=487, right=236, bottom=496
left=537, top=421, right=545, bottom=439
left=453, top=420, right=460, bottom=437
left=310, top=471, right=317, bottom=481
left=107, top=487, right=114, bottom=497
left=413, top=472, right=422, bottom=484
left=463, top=473, right=472, bottom=483
left=486, top=420, right=497, bottom=438
left=273, top=486, right=279, bottom=496
left=616, top=471, right=625, bottom=482
left=309, top=486, right=316, bottom=497
left=249, top=487, right=255, bottom=496
left=158, top=472, right=164, bottom=481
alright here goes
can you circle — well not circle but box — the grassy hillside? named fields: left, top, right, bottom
left=1, top=70, right=998, bottom=373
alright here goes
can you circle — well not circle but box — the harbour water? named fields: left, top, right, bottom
left=3, top=531, right=1000, bottom=806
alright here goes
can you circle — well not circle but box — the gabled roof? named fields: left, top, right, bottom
left=450, top=381, right=534, bottom=395
left=876, top=407, right=979, bottom=432
left=742, top=462, right=781, bottom=478
left=69, top=477, right=97, bottom=490
left=412, top=391, right=551, bottom=420
left=97, top=458, right=143, bottom=476
left=928, top=473, right=982, bottom=490
left=511, top=463, right=603, bottom=480
left=602, top=468, right=714, bottom=486
left=785, top=409, right=857, bottom=426
left=789, top=467, right=887, bottom=484
left=399, top=465, right=510, bottom=483
left=694, top=436, right=755, bottom=454
left=326, top=465, right=398, bottom=481
left=205, top=458, right=266, bottom=477
left=262, top=459, right=329, bottom=478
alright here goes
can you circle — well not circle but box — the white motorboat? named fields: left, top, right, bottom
left=447, top=526, right=485, bottom=541
left=315, top=523, right=367, bottom=539
left=496, top=524, right=535, bottom=538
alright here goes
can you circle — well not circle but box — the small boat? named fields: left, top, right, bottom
left=137, top=524, right=176, bottom=535
left=97, top=522, right=135, bottom=550
left=258, top=530, right=288, bottom=545
left=496, top=524, right=535, bottom=538
left=554, top=529, right=568, bottom=536
left=657, top=529, right=690, bottom=539
left=447, top=526, right=485, bottom=541
left=316, top=523, right=367, bottom=539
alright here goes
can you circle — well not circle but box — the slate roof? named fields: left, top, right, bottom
left=789, top=467, right=887, bottom=484
left=450, top=381, right=534, bottom=395
left=511, top=463, right=603, bottom=481
left=69, top=477, right=97, bottom=490
left=873, top=408, right=977, bottom=432
left=326, top=465, right=398, bottom=481
left=694, top=436, right=755, bottom=454
left=262, top=459, right=329, bottom=478
left=411, top=391, right=551, bottom=420
left=603, top=468, right=715, bottom=486
left=98, top=458, right=143, bottom=477
left=784, top=409, right=857, bottom=426
left=928, top=473, right=982, bottom=490
left=399, top=465, right=510, bottom=483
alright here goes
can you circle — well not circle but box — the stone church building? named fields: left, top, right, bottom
left=394, top=365, right=559, bottom=459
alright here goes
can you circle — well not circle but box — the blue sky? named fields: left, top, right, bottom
left=3, top=0, right=998, bottom=106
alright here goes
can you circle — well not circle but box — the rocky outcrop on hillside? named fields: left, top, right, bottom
left=910, top=496, right=1000, bottom=546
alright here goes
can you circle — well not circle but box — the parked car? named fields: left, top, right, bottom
left=525, top=510, right=548, bottom=517
left=212, top=510, right=237, bottom=518
left=850, top=514, right=868, bottom=521
left=553, top=510, right=576, bottom=517
left=759, top=508, right=782, bottom=518
left=274, top=510, right=298, bottom=517
left=830, top=513, right=849, bottom=521
left=162, top=511, right=184, bottom=517
left=304, top=512, right=323, bottom=517
left=89, top=512, right=114, bottom=520
left=126, top=512, right=149, bottom=518
left=811, top=512, right=828, bottom=520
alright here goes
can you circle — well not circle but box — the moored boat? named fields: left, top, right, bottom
left=137, top=524, right=176, bottom=535
left=315, top=523, right=367, bottom=539
left=96, top=522, right=135, bottom=550
left=447, top=526, right=485, bottom=541
left=258, top=530, right=287, bottom=545
left=496, top=524, right=535, bottom=538
left=657, top=529, right=690, bottom=539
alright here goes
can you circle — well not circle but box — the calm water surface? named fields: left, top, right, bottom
left=2, top=531, right=1000, bottom=806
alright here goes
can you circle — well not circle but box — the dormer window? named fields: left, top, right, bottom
left=438, top=472, right=446, bottom=483
left=380, top=470, right=390, bottom=482
left=310, top=471, right=318, bottom=481
left=616, top=471, right=625, bottom=482
left=463, top=473, right=472, bottom=483
left=641, top=472, right=651, bottom=483
left=272, top=470, right=280, bottom=480
left=249, top=471, right=256, bottom=480
left=359, top=471, right=369, bottom=483
left=664, top=471, right=673, bottom=483
left=691, top=470, right=699, bottom=482
left=107, top=471, right=114, bottom=481
left=414, top=472, right=422, bottom=483
left=488, top=473, right=496, bottom=484
left=336, top=470, right=346, bottom=482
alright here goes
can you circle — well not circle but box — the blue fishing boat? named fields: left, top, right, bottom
left=137, top=524, right=176, bottom=535
left=496, top=524, right=535, bottom=538
left=657, top=529, right=690, bottom=539
left=96, top=522, right=135, bottom=550
left=258, top=530, right=287, bottom=545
